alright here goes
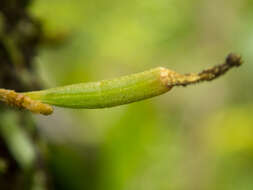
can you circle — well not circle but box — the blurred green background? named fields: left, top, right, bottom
left=27, top=0, right=253, bottom=189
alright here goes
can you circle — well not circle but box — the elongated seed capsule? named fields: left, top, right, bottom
left=24, top=53, right=243, bottom=109
left=23, top=67, right=172, bottom=109
left=0, top=53, right=243, bottom=115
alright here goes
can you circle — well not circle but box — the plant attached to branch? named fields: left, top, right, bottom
left=0, top=53, right=243, bottom=115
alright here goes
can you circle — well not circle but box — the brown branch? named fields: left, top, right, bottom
left=0, top=89, right=53, bottom=115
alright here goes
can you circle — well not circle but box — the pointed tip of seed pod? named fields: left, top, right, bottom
left=226, top=53, right=243, bottom=67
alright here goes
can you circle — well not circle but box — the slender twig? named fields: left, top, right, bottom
left=167, top=53, right=243, bottom=87
left=0, top=89, right=53, bottom=115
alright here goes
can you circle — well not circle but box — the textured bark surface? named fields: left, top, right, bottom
left=0, top=0, right=50, bottom=189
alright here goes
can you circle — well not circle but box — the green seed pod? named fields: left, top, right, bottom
left=24, top=67, right=172, bottom=109
left=0, top=53, right=243, bottom=115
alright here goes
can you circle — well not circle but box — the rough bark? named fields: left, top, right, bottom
left=0, top=0, right=50, bottom=189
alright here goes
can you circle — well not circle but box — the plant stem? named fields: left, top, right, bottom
left=167, top=53, right=242, bottom=86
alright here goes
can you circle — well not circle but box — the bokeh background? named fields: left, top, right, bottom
left=26, top=0, right=253, bottom=189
